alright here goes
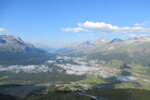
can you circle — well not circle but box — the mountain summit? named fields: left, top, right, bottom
left=109, top=38, right=124, bottom=44
left=0, top=35, right=35, bottom=52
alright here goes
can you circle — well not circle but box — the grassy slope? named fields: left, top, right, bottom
left=86, top=88, right=150, bottom=100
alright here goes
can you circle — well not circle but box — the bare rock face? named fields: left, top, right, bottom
left=0, top=35, right=35, bottom=52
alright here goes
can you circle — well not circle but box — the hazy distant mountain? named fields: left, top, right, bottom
left=109, top=38, right=124, bottom=44
left=93, top=38, right=110, bottom=45
left=60, top=36, right=150, bottom=50
left=0, top=35, right=52, bottom=65
left=58, top=36, right=150, bottom=66
left=81, top=40, right=95, bottom=46
left=124, top=36, right=150, bottom=44
left=57, top=40, right=96, bottom=55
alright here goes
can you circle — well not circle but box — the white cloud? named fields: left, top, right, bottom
left=79, top=21, right=150, bottom=33
left=55, top=63, right=91, bottom=75
left=78, top=21, right=119, bottom=32
left=55, top=60, right=118, bottom=77
left=0, top=28, right=10, bottom=33
left=0, top=65, right=52, bottom=73
left=62, top=21, right=150, bottom=33
left=119, top=27, right=150, bottom=33
left=61, top=27, right=88, bottom=32
left=129, top=34, right=147, bottom=37
left=129, top=34, right=138, bottom=37
left=134, top=21, right=149, bottom=26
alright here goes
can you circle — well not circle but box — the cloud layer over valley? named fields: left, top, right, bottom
left=0, top=65, right=52, bottom=73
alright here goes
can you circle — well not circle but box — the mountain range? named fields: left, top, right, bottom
left=62, top=36, right=150, bottom=48
left=57, top=36, right=150, bottom=66
left=0, top=35, right=52, bottom=65
left=1, top=35, right=150, bottom=66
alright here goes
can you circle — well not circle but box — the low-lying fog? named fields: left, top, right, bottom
left=0, top=59, right=118, bottom=78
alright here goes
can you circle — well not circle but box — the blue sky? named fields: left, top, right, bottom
left=0, top=0, right=150, bottom=48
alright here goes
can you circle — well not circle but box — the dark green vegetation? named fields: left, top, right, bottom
left=0, top=84, right=47, bottom=98
left=17, top=92, right=92, bottom=100
left=5, top=89, right=148, bottom=100
left=86, top=88, right=150, bottom=100
left=1, top=83, right=149, bottom=100
left=0, top=72, right=85, bottom=84
left=0, top=93, right=17, bottom=100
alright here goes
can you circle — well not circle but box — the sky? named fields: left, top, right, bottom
left=0, top=0, right=150, bottom=48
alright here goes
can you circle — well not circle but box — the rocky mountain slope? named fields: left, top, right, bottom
left=0, top=35, right=35, bottom=52
left=0, top=35, right=52, bottom=65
